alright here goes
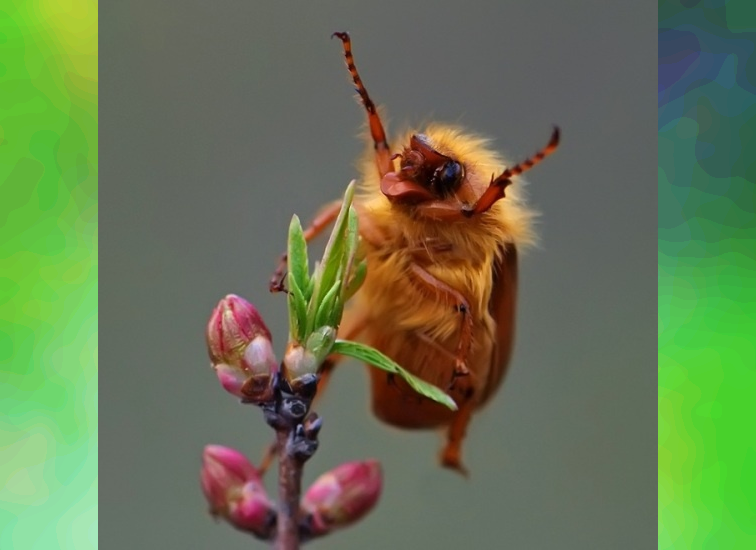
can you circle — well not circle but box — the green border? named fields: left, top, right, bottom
left=0, top=2, right=97, bottom=548
left=659, top=1, right=756, bottom=547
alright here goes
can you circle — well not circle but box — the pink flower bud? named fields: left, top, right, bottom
left=206, top=294, right=271, bottom=365
left=201, top=445, right=275, bottom=539
left=201, top=445, right=260, bottom=511
left=302, top=460, right=382, bottom=536
left=206, top=295, right=277, bottom=401
left=226, top=481, right=276, bottom=538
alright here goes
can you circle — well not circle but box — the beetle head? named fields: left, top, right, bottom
left=380, top=134, right=466, bottom=204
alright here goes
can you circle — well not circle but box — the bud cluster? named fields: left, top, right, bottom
left=200, top=445, right=382, bottom=541
left=200, top=183, right=385, bottom=546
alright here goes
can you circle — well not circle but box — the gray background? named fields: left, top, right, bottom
left=101, top=1, right=656, bottom=548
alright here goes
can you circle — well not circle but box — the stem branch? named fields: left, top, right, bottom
left=274, top=428, right=303, bottom=550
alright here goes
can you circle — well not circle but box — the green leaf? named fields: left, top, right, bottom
left=286, top=181, right=363, bottom=346
left=287, top=272, right=308, bottom=342
left=343, top=259, right=367, bottom=301
left=331, top=340, right=458, bottom=410
left=318, top=228, right=345, bottom=306
left=287, top=215, right=310, bottom=300
left=313, top=279, right=342, bottom=331
left=312, top=182, right=355, bottom=308
left=305, top=326, right=337, bottom=364
left=340, top=205, right=360, bottom=297
left=306, top=275, right=316, bottom=303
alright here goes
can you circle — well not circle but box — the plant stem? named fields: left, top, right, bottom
left=274, top=428, right=303, bottom=550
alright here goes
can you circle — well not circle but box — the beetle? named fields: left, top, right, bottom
left=271, top=32, right=559, bottom=473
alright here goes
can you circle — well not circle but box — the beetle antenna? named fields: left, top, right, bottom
left=499, top=126, right=560, bottom=180
left=332, top=32, right=393, bottom=177
left=467, top=126, right=560, bottom=215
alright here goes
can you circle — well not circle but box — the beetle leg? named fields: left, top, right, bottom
left=409, top=264, right=474, bottom=388
left=406, top=238, right=454, bottom=264
left=415, top=330, right=457, bottom=362
left=441, top=398, right=475, bottom=475
left=269, top=199, right=342, bottom=293
left=333, top=32, right=394, bottom=178
left=256, top=440, right=279, bottom=476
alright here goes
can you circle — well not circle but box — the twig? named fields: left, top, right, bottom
left=274, top=429, right=303, bottom=550
left=264, top=376, right=320, bottom=549
left=202, top=183, right=388, bottom=545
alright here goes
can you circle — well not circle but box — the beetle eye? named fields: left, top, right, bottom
left=436, top=161, right=464, bottom=192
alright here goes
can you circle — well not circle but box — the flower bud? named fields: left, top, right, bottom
left=206, top=295, right=277, bottom=402
left=200, top=445, right=275, bottom=539
left=206, top=294, right=270, bottom=364
left=282, top=342, right=319, bottom=389
left=281, top=326, right=336, bottom=395
left=302, top=460, right=382, bottom=537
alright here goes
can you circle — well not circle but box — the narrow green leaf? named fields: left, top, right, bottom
left=287, top=215, right=310, bottom=300
left=287, top=272, right=308, bottom=342
left=318, top=229, right=346, bottom=306
left=340, top=205, right=360, bottom=296
left=303, top=262, right=318, bottom=335
left=332, top=340, right=458, bottom=410
left=346, top=203, right=359, bottom=246
left=286, top=280, right=298, bottom=340
left=312, top=182, right=355, bottom=308
left=313, top=279, right=342, bottom=331
left=306, top=274, right=315, bottom=302
left=343, top=259, right=367, bottom=301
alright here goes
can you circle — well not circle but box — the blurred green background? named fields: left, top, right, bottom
left=100, top=1, right=656, bottom=548
left=0, top=3, right=97, bottom=548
